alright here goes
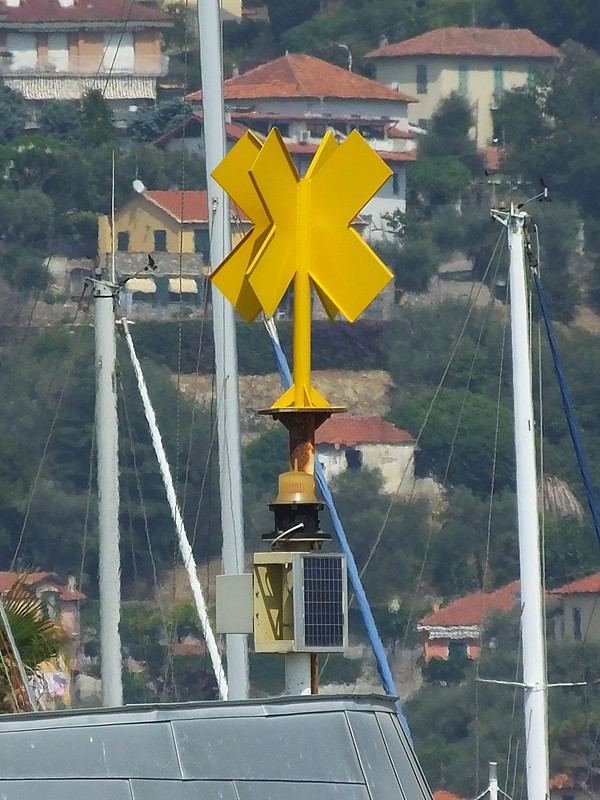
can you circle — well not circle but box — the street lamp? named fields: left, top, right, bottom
left=337, top=43, right=353, bottom=72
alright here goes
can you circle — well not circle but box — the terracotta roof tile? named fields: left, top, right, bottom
left=0, top=571, right=86, bottom=601
left=552, top=571, right=600, bottom=596
left=187, top=53, right=417, bottom=103
left=419, top=581, right=520, bottom=627
left=0, top=0, right=170, bottom=24
left=316, top=416, right=415, bottom=448
left=367, top=27, right=560, bottom=60
left=434, top=791, right=466, bottom=800
left=142, top=190, right=249, bottom=224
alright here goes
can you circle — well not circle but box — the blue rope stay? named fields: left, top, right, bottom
left=532, top=270, right=600, bottom=546
left=264, top=320, right=412, bottom=741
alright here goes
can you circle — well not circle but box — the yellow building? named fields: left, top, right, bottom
left=157, top=0, right=242, bottom=18
left=367, top=27, right=560, bottom=146
left=98, top=188, right=249, bottom=316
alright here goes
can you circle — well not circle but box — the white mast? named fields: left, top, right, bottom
left=493, top=203, right=549, bottom=800
left=94, top=273, right=123, bottom=707
left=196, top=0, right=249, bottom=699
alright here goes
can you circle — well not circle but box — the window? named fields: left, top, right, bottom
left=493, top=65, right=504, bottom=98
left=573, top=607, right=582, bottom=640
left=194, top=228, right=209, bottom=258
left=101, top=31, right=134, bottom=73
left=448, top=640, right=468, bottom=660
left=392, top=172, right=400, bottom=196
left=154, top=229, right=167, bottom=252
left=6, top=32, right=37, bottom=71
left=41, top=591, right=59, bottom=620
left=458, top=65, right=469, bottom=94
left=345, top=448, right=363, bottom=470
left=117, top=231, right=130, bottom=252
left=47, top=32, right=69, bottom=71
left=416, top=64, right=428, bottom=95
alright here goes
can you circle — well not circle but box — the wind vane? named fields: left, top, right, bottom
left=210, top=127, right=393, bottom=409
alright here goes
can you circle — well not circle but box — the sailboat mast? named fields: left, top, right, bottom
left=196, top=0, right=249, bottom=699
left=94, top=274, right=123, bottom=707
left=505, top=205, right=549, bottom=800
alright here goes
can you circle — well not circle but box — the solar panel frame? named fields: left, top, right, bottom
left=292, top=553, right=348, bottom=652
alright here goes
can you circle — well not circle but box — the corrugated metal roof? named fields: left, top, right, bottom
left=0, top=695, right=433, bottom=800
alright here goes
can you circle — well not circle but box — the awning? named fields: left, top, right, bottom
left=168, top=277, right=198, bottom=294
left=126, top=277, right=156, bottom=294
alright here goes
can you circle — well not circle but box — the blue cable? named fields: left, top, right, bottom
left=265, top=321, right=412, bottom=740
left=532, top=271, right=600, bottom=546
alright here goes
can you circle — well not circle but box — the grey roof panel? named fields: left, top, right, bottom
left=0, top=695, right=434, bottom=800
left=0, top=720, right=179, bottom=779
left=173, top=710, right=361, bottom=783
left=131, top=780, right=238, bottom=800
left=0, top=780, right=132, bottom=800
left=376, top=711, right=432, bottom=799
left=233, top=781, right=372, bottom=799
left=347, top=710, right=412, bottom=798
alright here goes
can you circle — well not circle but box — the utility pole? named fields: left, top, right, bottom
left=93, top=269, right=123, bottom=707
left=196, top=0, right=249, bottom=700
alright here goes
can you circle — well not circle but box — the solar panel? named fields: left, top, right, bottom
left=293, top=554, right=348, bottom=652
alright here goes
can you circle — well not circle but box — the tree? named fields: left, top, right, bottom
left=265, top=0, right=321, bottom=40
left=81, top=90, right=117, bottom=147
left=38, top=100, right=83, bottom=145
left=374, top=237, right=439, bottom=292
left=421, top=93, right=483, bottom=176
left=388, top=388, right=515, bottom=495
left=0, top=83, right=27, bottom=144
left=493, top=85, right=550, bottom=150
left=407, top=156, right=472, bottom=208
left=0, top=578, right=67, bottom=712
left=126, top=99, right=194, bottom=143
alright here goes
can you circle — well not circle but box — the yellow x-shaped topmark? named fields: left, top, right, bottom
left=210, top=128, right=393, bottom=323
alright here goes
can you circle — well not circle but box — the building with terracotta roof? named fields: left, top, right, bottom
left=315, top=416, right=417, bottom=495
left=417, top=580, right=520, bottom=662
left=0, top=0, right=172, bottom=120
left=0, top=571, right=85, bottom=673
left=551, top=571, right=600, bottom=644
left=97, top=187, right=251, bottom=318
left=170, top=53, right=417, bottom=237
left=366, top=27, right=560, bottom=146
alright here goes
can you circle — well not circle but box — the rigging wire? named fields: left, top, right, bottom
left=10, top=287, right=90, bottom=569
left=358, top=230, right=507, bottom=660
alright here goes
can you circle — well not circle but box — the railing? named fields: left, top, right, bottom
left=0, top=54, right=169, bottom=77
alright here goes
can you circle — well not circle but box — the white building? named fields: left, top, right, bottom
left=315, top=416, right=416, bottom=496
left=366, top=27, right=559, bottom=147
left=160, top=53, right=418, bottom=237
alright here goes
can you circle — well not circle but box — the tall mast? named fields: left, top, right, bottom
left=94, top=272, right=123, bottom=707
left=494, top=204, right=548, bottom=800
left=196, top=0, right=249, bottom=699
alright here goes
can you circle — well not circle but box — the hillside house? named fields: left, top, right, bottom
left=315, top=416, right=416, bottom=496
left=366, top=27, right=559, bottom=146
left=97, top=188, right=250, bottom=319
left=0, top=571, right=85, bottom=665
left=163, top=53, right=417, bottom=238
left=417, top=580, right=520, bottom=662
left=0, top=0, right=172, bottom=122
left=551, top=572, right=600, bottom=644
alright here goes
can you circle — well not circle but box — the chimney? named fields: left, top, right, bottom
left=379, top=35, right=389, bottom=48
left=432, top=603, right=440, bottom=613
left=231, top=64, right=239, bottom=78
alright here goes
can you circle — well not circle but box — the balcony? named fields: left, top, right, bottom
left=0, top=53, right=170, bottom=78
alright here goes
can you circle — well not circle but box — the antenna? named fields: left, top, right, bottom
left=517, top=178, right=550, bottom=209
